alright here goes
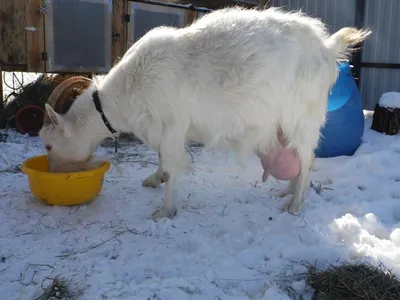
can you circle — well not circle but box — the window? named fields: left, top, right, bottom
left=44, top=0, right=112, bottom=73
left=128, top=2, right=186, bottom=47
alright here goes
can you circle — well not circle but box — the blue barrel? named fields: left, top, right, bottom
left=314, top=62, right=365, bottom=158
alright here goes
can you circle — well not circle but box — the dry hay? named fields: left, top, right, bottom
left=35, top=275, right=83, bottom=300
left=100, top=133, right=143, bottom=148
left=1, top=74, right=56, bottom=128
left=0, top=165, right=21, bottom=174
left=1, top=74, right=80, bottom=129
left=306, top=261, right=400, bottom=300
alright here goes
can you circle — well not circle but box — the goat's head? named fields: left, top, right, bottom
left=39, top=76, right=98, bottom=173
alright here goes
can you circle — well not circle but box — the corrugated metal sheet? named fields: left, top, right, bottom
left=359, top=0, right=400, bottom=109
left=269, top=0, right=356, bottom=33
left=268, top=0, right=400, bottom=110
left=360, top=68, right=400, bottom=110
left=362, top=0, right=399, bottom=64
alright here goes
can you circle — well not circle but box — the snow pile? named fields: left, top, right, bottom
left=378, top=92, right=400, bottom=109
left=1, top=115, right=400, bottom=299
left=331, top=213, right=400, bottom=270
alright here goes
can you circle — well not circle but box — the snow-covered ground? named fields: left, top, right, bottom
left=1, top=113, right=400, bottom=300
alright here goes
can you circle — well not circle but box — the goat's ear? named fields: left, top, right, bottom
left=45, top=103, right=64, bottom=126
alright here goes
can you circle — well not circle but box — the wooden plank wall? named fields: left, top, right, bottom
left=0, top=0, right=27, bottom=70
left=1, top=0, right=227, bottom=74
left=184, top=9, right=197, bottom=25
left=112, top=0, right=128, bottom=66
left=25, top=0, right=45, bottom=72
left=2, top=0, right=127, bottom=73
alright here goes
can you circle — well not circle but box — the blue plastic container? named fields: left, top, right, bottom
left=314, top=62, right=365, bottom=158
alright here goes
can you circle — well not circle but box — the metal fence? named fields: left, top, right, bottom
left=269, top=0, right=400, bottom=110
left=2, top=72, right=42, bottom=104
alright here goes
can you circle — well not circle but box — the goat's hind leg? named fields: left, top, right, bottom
left=282, top=145, right=315, bottom=214
left=278, top=153, right=315, bottom=199
left=278, top=181, right=294, bottom=198
left=142, top=152, right=169, bottom=188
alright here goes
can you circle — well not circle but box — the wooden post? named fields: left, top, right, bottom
left=371, top=103, right=400, bottom=136
left=0, top=0, right=28, bottom=67
left=26, top=0, right=45, bottom=72
left=352, top=0, right=366, bottom=88
left=184, top=9, right=196, bottom=26
left=0, top=65, right=3, bottom=111
left=111, top=0, right=128, bottom=66
left=0, top=65, right=4, bottom=129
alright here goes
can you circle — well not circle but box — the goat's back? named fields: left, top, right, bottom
left=117, top=7, right=342, bottom=155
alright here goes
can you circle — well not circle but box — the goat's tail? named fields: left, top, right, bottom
left=325, top=27, right=372, bottom=61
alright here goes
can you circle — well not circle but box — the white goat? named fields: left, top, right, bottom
left=39, top=7, right=371, bottom=220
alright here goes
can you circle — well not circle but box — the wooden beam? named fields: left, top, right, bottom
left=0, top=64, right=27, bottom=72
left=0, top=0, right=28, bottom=65
left=360, top=62, right=400, bottom=69
left=25, top=0, right=45, bottom=72
left=0, top=65, right=3, bottom=117
left=184, top=9, right=197, bottom=26
left=112, top=0, right=128, bottom=66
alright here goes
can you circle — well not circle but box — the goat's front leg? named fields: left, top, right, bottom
left=151, top=171, right=178, bottom=221
left=151, top=132, right=189, bottom=221
left=143, top=152, right=169, bottom=188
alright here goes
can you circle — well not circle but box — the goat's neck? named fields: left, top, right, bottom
left=66, top=89, right=117, bottom=148
left=67, top=69, right=132, bottom=148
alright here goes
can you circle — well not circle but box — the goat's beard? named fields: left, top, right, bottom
left=48, top=155, right=107, bottom=173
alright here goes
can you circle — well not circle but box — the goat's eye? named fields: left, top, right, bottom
left=45, top=145, right=52, bottom=151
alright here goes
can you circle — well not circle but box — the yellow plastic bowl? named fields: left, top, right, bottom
left=21, top=155, right=110, bottom=206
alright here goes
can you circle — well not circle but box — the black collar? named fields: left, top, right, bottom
left=92, top=90, right=117, bottom=134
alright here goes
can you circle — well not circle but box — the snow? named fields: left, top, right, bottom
left=1, top=113, right=400, bottom=299
left=378, top=92, right=400, bottom=109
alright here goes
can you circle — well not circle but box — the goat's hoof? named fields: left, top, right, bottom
left=281, top=201, right=301, bottom=215
left=142, top=180, right=159, bottom=188
left=151, top=206, right=177, bottom=221
left=143, top=172, right=169, bottom=188
left=142, top=175, right=160, bottom=188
